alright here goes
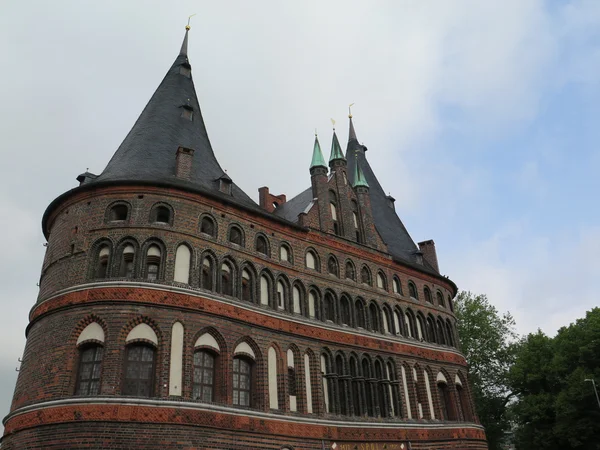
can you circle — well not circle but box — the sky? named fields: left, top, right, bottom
left=1, top=0, right=599, bottom=430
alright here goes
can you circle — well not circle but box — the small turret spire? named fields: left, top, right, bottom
left=180, top=14, right=196, bottom=56
left=352, top=151, right=369, bottom=188
left=329, top=120, right=346, bottom=163
left=310, top=132, right=327, bottom=170
left=348, top=104, right=358, bottom=143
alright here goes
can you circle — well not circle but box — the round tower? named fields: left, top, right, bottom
left=2, top=29, right=487, bottom=449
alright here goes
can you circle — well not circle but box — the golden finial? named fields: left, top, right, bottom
left=348, top=102, right=355, bottom=118
left=315, top=128, right=318, bottom=137
left=186, top=14, right=196, bottom=30
left=330, top=118, right=336, bottom=130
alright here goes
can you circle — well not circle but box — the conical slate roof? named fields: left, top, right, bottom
left=329, top=130, right=345, bottom=163
left=88, top=29, right=258, bottom=210
left=310, top=134, right=326, bottom=169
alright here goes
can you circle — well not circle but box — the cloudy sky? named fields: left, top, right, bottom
left=1, top=0, right=599, bottom=428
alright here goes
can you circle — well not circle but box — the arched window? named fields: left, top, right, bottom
left=280, top=244, right=291, bottom=262
left=393, top=277, right=402, bottom=295
left=321, top=354, right=332, bottom=413
left=426, top=316, right=436, bottom=343
left=233, top=357, right=253, bottom=407
left=96, top=245, right=110, bottom=278
left=287, top=350, right=298, bottom=412
left=437, top=381, right=455, bottom=420
left=376, top=271, right=387, bottom=290
left=437, top=319, right=446, bottom=345
left=220, top=262, right=233, bottom=296
left=382, top=307, right=393, bottom=334
left=276, top=280, right=286, bottom=310
left=292, top=285, right=302, bottom=314
left=336, top=355, right=348, bottom=415
left=193, top=350, right=216, bottom=402
left=308, top=290, right=317, bottom=318
left=340, top=296, right=352, bottom=326
left=323, top=293, right=335, bottom=322
left=123, top=344, right=155, bottom=397
left=345, top=261, right=356, bottom=281
left=448, top=295, right=454, bottom=312
left=446, top=320, right=455, bottom=347
left=327, top=256, right=339, bottom=277
left=256, top=235, right=269, bottom=256
left=355, top=300, right=366, bottom=328
left=228, top=225, right=243, bottom=246
left=386, top=361, right=400, bottom=417
left=145, top=245, right=162, bottom=280
left=330, top=190, right=340, bottom=236
left=393, top=309, right=403, bottom=336
left=405, top=309, right=417, bottom=338
left=408, top=281, right=418, bottom=299
left=456, top=377, right=472, bottom=421
left=304, top=352, right=314, bottom=413
left=368, top=303, right=380, bottom=332
left=416, top=314, right=426, bottom=341
left=362, top=359, right=375, bottom=417
left=437, top=291, right=445, bottom=307
left=424, top=287, right=432, bottom=303
left=75, top=344, right=103, bottom=395
left=260, top=275, right=270, bottom=306
left=268, top=347, right=279, bottom=409
left=200, top=216, right=216, bottom=237
left=151, top=204, right=172, bottom=224
left=351, top=200, right=362, bottom=243
left=174, top=244, right=191, bottom=284
left=305, top=250, right=317, bottom=270
left=108, top=203, right=128, bottom=221
left=349, top=357, right=361, bottom=416
left=241, top=269, right=253, bottom=302
left=119, top=244, right=135, bottom=278
left=361, top=266, right=372, bottom=286
left=201, top=256, right=214, bottom=290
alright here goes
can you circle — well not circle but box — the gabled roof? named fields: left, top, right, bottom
left=87, top=28, right=259, bottom=211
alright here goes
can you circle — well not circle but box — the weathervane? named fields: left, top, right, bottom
left=330, top=118, right=336, bottom=130
left=348, top=102, right=355, bottom=118
left=186, top=13, right=196, bottom=30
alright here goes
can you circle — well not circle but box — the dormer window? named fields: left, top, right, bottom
left=179, top=62, right=191, bottom=78
left=218, top=175, right=232, bottom=195
left=150, top=203, right=173, bottom=225
left=181, top=104, right=193, bottom=121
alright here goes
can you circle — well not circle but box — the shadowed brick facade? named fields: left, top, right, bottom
left=2, top=28, right=487, bottom=450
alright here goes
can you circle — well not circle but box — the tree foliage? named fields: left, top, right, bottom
left=509, top=308, right=600, bottom=449
left=454, top=291, right=518, bottom=450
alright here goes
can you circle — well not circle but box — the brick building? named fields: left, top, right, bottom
left=1, top=28, right=488, bottom=449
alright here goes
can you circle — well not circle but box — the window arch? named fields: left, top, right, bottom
left=416, top=313, right=426, bottom=341
left=393, top=308, right=404, bottom=336
left=228, top=225, right=244, bottom=246
left=75, top=342, right=104, bottom=395
left=426, top=315, right=436, bottom=343
left=340, top=295, right=352, bottom=326
left=376, top=271, right=387, bottom=290
left=144, top=244, right=163, bottom=280
left=122, top=342, right=156, bottom=397
left=345, top=260, right=356, bottom=281
left=241, top=268, right=254, bottom=302
left=106, top=201, right=129, bottom=222
left=437, top=290, right=445, bottom=307
left=360, top=266, right=372, bottom=286
left=386, top=361, right=401, bottom=417
left=276, top=279, right=287, bottom=310
left=260, top=273, right=272, bottom=306
left=436, top=318, right=447, bottom=345
left=408, top=281, right=418, bottom=299
left=193, top=349, right=216, bottom=402
left=255, top=234, right=269, bottom=256
left=368, top=302, right=380, bottom=333
left=200, top=215, right=216, bottom=237
left=446, top=319, right=455, bottom=347
left=149, top=203, right=173, bottom=225
left=116, top=240, right=137, bottom=278
left=94, top=244, right=111, bottom=279
left=308, top=289, right=318, bottom=319
left=279, top=243, right=292, bottom=263
left=361, top=358, right=375, bottom=416
left=448, top=295, right=454, bottom=312
left=287, top=349, right=298, bottom=412
left=405, top=309, right=417, bottom=338
left=351, top=200, right=362, bottom=243
left=220, top=261, right=235, bottom=296
left=437, top=375, right=456, bottom=421
left=201, top=254, right=215, bottom=290
left=292, top=283, right=303, bottom=314
left=327, top=255, right=339, bottom=277
left=305, top=249, right=318, bottom=270
left=329, top=190, right=340, bottom=236
left=349, top=356, right=362, bottom=416
left=393, top=276, right=402, bottom=295
left=424, top=287, right=432, bottom=303
left=382, top=305, right=394, bottom=334
left=323, top=292, right=336, bottom=322
left=335, top=354, right=349, bottom=415
left=355, top=299, right=366, bottom=328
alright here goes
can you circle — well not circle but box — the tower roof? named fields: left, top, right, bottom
left=310, top=134, right=327, bottom=170
left=329, top=129, right=346, bottom=163
left=85, top=28, right=258, bottom=210
left=352, top=157, right=369, bottom=188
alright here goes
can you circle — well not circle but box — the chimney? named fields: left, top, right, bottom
left=418, top=240, right=439, bottom=272
left=175, top=146, right=194, bottom=180
left=258, top=186, right=287, bottom=213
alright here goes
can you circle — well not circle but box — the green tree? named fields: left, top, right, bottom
left=509, top=308, right=600, bottom=449
left=454, top=291, right=519, bottom=450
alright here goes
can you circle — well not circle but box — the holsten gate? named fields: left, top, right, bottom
left=2, top=27, right=488, bottom=450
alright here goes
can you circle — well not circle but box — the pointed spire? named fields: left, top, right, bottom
left=348, top=103, right=358, bottom=142
left=310, top=133, right=327, bottom=170
left=353, top=154, right=369, bottom=188
left=329, top=129, right=346, bottom=163
left=180, top=26, right=190, bottom=56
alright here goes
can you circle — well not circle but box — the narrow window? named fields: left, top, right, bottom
left=449, top=295, right=454, bottom=312
left=260, top=275, right=270, bottom=306
left=308, top=291, right=316, bottom=318
left=341, top=297, right=351, bottom=326
left=446, top=320, right=455, bottom=347
left=120, top=245, right=135, bottom=278
left=288, top=367, right=297, bottom=396
left=361, top=266, right=371, bottom=286
left=457, top=383, right=471, bottom=421
left=377, top=271, right=386, bottom=290
left=280, top=244, right=289, bottom=262
left=202, top=257, right=213, bottom=290
left=123, top=344, right=155, bottom=397
left=438, top=382, right=455, bottom=420
left=145, top=245, right=161, bottom=280
left=292, top=286, right=301, bottom=314
left=424, top=287, right=432, bottom=303
left=242, top=269, right=252, bottom=301
left=200, top=216, right=215, bottom=236
left=368, top=303, right=379, bottom=332
left=324, top=293, right=335, bottom=322
left=173, top=245, right=191, bottom=284
left=110, top=204, right=128, bottom=221
left=221, top=263, right=233, bottom=296
left=355, top=301, right=366, bottom=328
left=437, top=291, right=445, bottom=307
left=229, top=226, right=243, bottom=246
left=75, top=345, right=103, bottom=395
left=277, top=281, right=285, bottom=310
left=393, top=277, right=402, bottom=295
left=306, top=251, right=317, bottom=270
left=345, top=262, right=356, bottom=281
left=383, top=308, right=392, bottom=334
left=256, top=236, right=268, bottom=255
left=193, top=350, right=215, bottom=402
left=409, top=281, right=418, bottom=299
left=233, top=357, right=252, bottom=407
left=97, top=246, right=110, bottom=278
left=327, top=256, right=339, bottom=277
